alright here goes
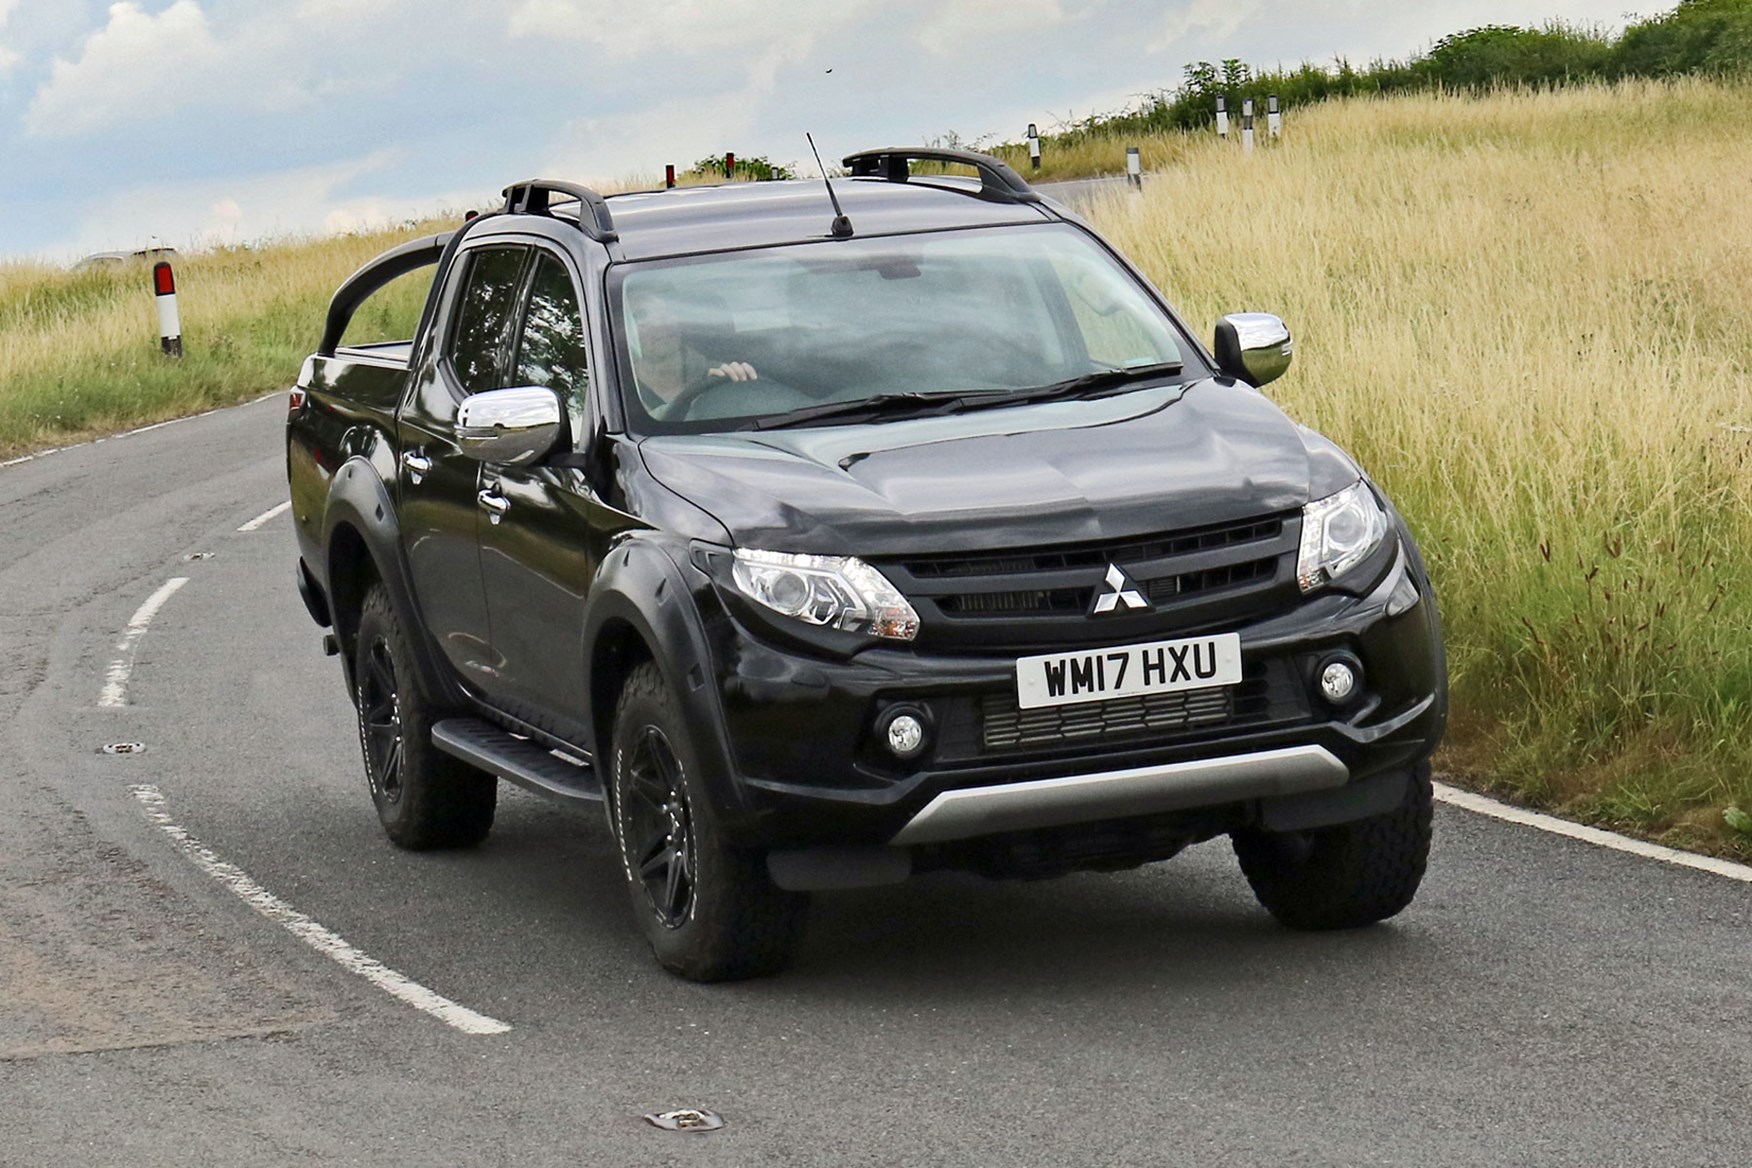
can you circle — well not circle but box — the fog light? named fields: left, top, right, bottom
left=884, top=713, right=926, bottom=759
left=1319, top=660, right=1359, bottom=705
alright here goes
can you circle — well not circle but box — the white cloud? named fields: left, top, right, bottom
left=44, top=150, right=492, bottom=257
left=20, top=0, right=397, bottom=138
left=1151, top=0, right=1268, bottom=55
left=507, top=0, right=868, bottom=59
left=25, top=1, right=310, bottom=137
left=0, top=0, right=19, bottom=73
left=916, top=0, right=1069, bottom=56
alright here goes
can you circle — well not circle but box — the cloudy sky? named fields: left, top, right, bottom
left=0, top=0, right=1632, bottom=261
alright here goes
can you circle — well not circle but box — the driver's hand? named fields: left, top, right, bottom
left=707, top=361, right=759, bottom=382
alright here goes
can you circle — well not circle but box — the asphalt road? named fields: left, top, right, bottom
left=2, top=395, right=1749, bottom=1167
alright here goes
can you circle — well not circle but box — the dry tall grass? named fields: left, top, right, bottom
left=0, top=222, right=454, bottom=456
left=1085, top=78, right=1752, bottom=851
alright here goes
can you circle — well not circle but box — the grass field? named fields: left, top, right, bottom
left=1080, top=78, right=1752, bottom=856
left=3, top=78, right=1748, bottom=856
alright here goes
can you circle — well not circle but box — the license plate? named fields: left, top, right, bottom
left=1015, top=633, right=1243, bottom=710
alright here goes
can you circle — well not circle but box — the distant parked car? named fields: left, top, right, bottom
left=71, top=246, right=177, bottom=272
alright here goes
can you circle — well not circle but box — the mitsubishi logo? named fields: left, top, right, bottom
left=1092, top=563, right=1150, bottom=615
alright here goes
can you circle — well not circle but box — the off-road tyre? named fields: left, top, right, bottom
left=353, top=582, right=496, bottom=849
left=1231, top=760, right=1433, bottom=930
left=610, top=662, right=807, bottom=982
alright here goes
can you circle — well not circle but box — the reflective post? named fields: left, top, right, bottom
left=1268, top=95, right=1282, bottom=140
left=1216, top=96, right=1229, bottom=140
left=1027, top=122, right=1041, bottom=171
left=1242, top=98, right=1255, bottom=153
left=153, top=261, right=182, bottom=359
left=665, top=164, right=676, bottom=189
left=1126, top=146, right=1142, bottom=189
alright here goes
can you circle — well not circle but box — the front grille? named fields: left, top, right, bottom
left=904, top=517, right=1285, bottom=579
left=982, top=684, right=1239, bottom=751
left=930, top=658, right=1310, bottom=761
left=937, top=587, right=1092, bottom=616
left=879, top=511, right=1303, bottom=651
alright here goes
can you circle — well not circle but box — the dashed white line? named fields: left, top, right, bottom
left=1434, top=781, right=1752, bottom=884
left=98, top=577, right=189, bottom=708
left=128, top=784, right=511, bottom=1036
left=237, top=500, right=291, bottom=532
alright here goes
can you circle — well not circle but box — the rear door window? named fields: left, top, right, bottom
left=448, top=246, right=529, bottom=397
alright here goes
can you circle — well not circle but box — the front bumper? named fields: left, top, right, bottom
left=690, top=540, right=1446, bottom=852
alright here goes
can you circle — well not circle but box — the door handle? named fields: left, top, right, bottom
left=400, top=450, right=433, bottom=483
left=477, top=487, right=510, bottom=523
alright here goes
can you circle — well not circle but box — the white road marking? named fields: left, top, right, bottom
left=98, top=577, right=189, bottom=708
left=237, top=500, right=291, bottom=532
left=128, top=784, right=512, bottom=1036
left=0, top=446, right=63, bottom=468
left=1434, top=781, right=1752, bottom=884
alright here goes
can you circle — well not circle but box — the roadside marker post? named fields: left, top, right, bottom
left=1027, top=123, right=1041, bottom=171
left=1268, top=94, right=1282, bottom=139
left=1242, top=98, right=1255, bottom=153
left=665, top=164, right=676, bottom=189
left=152, top=261, right=183, bottom=359
left=725, top=152, right=735, bottom=179
left=1216, top=97, right=1229, bottom=140
left=1126, top=146, right=1142, bottom=189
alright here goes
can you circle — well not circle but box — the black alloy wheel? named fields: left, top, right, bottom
left=620, top=725, right=697, bottom=928
left=358, top=634, right=406, bottom=806
left=351, top=583, right=496, bottom=850
left=610, top=662, right=807, bottom=981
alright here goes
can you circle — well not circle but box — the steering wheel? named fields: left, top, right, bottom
left=663, top=372, right=738, bottom=422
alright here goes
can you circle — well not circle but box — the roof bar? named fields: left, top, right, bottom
left=319, top=231, right=453, bottom=357
left=501, top=178, right=620, bottom=243
left=841, top=147, right=1041, bottom=205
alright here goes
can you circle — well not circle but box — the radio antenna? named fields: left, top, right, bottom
left=807, top=132, right=853, bottom=239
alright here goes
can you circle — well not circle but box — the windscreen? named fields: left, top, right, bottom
left=612, top=225, right=1192, bottom=434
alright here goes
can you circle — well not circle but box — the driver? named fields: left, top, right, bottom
left=632, top=302, right=758, bottom=411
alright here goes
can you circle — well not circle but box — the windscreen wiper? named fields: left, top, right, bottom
left=744, top=390, right=995, bottom=431
left=992, top=361, right=1185, bottom=408
left=743, top=362, right=1185, bottom=432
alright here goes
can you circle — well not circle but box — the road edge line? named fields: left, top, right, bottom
left=99, top=577, right=189, bottom=708
left=237, top=500, right=291, bottom=532
left=1433, top=780, right=1752, bottom=884
left=128, top=784, right=512, bottom=1036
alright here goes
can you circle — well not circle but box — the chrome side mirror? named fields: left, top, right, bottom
left=456, top=386, right=564, bottom=466
left=1214, top=313, right=1294, bottom=388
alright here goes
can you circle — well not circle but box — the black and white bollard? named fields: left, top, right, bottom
left=1268, top=94, right=1282, bottom=140
left=1027, top=123, right=1041, bottom=171
left=153, top=261, right=182, bottom=359
left=1242, top=98, right=1255, bottom=153
left=1215, top=97, right=1229, bottom=140
left=1126, top=146, right=1142, bottom=189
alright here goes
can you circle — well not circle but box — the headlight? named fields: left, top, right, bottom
left=731, top=549, right=920, bottom=641
left=1297, top=480, right=1389, bottom=593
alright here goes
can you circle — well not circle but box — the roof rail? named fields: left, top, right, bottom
left=841, top=147, right=1041, bottom=205
left=501, top=178, right=619, bottom=243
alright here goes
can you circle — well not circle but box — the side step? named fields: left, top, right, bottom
left=431, top=718, right=603, bottom=807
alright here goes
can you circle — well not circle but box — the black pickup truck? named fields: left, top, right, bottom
left=288, top=148, right=1447, bottom=981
